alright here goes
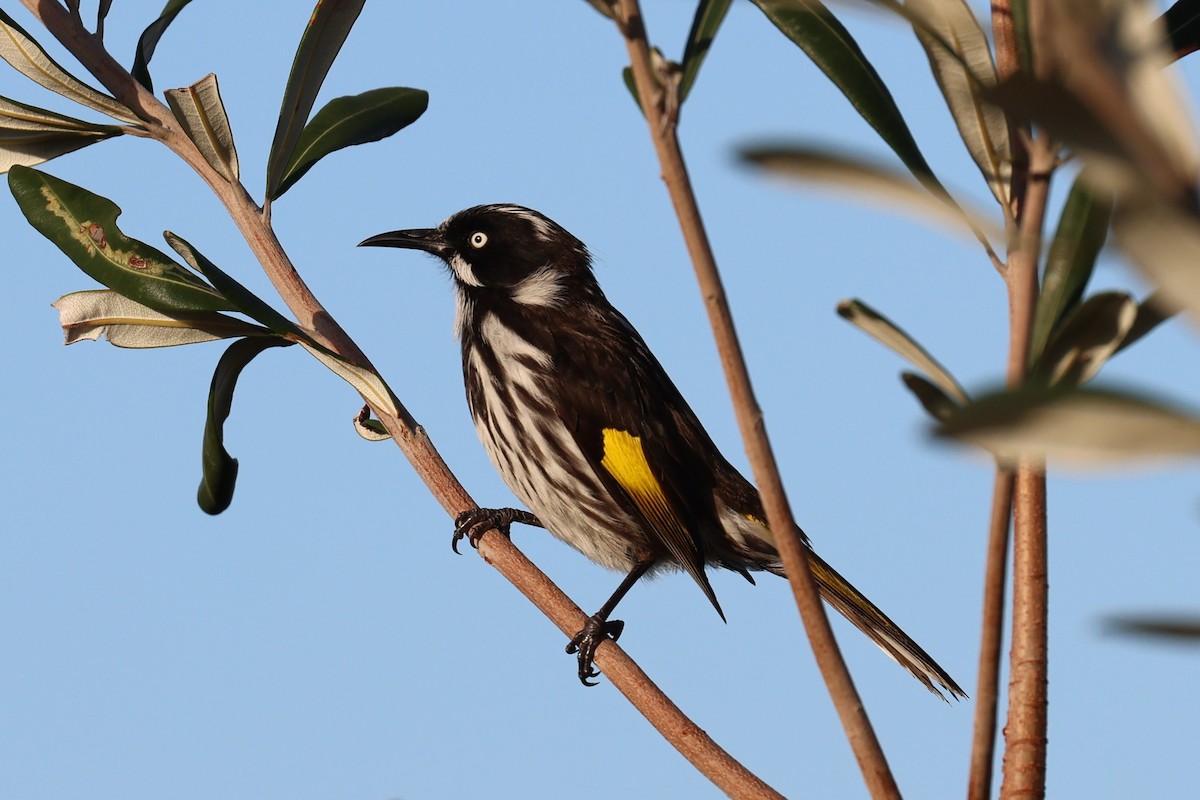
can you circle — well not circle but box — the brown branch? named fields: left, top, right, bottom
left=967, top=467, right=1014, bottom=800
left=16, top=3, right=781, bottom=796
left=614, top=1, right=900, bottom=797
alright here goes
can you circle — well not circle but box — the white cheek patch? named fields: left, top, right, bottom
left=511, top=266, right=565, bottom=307
left=447, top=252, right=483, bottom=287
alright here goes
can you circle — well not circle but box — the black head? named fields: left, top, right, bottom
left=360, top=204, right=595, bottom=304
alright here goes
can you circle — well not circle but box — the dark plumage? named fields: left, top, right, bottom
left=361, top=204, right=964, bottom=698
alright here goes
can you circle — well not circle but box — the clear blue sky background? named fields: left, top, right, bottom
left=3, top=2, right=1198, bottom=798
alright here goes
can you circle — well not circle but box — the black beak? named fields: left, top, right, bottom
left=358, top=227, right=448, bottom=256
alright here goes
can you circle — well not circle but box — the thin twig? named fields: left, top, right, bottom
left=967, top=467, right=1014, bottom=800
left=614, top=1, right=900, bottom=798
left=16, top=3, right=779, bottom=795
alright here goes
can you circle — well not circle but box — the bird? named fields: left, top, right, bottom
left=360, top=204, right=965, bottom=698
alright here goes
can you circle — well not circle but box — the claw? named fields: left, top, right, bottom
left=566, top=615, right=625, bottom=686
left=451, top=507, right=540, bottom=553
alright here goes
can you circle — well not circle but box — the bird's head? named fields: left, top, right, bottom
left=360, top=204, right=594, bottom=306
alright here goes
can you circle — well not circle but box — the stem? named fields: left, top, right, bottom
left=17, top=3, right=778, bottom=795
left=614, top=1, right=898, bottom=797
left=967, top=468, right=1014, bottom=800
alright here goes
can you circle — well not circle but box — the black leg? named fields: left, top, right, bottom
left=452, top=507, right=542, bottom=553
left=566, top=559, right=654, bottom=686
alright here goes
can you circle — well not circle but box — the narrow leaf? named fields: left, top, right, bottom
left=0, top=10, right=141, bottom=125
left=1106, top=614, right=1200, bottom=641
left=353, top=406, right=391, bottom=441
left=1116, top=291, right=1178, bottom=353
left=742, top=145, right=997, bottom=245
left=8, top=165, right=231, bottom=313
left=837, top=298, right=969, bottom=404
left=901, top=371, right=960, bottom=422
left=0, top=128, right=117, bottom=172
left=1163, top=0, right=1200, bottom=60
left=272, top=87, right=427, bottom=200
left=266, top=0, right=366, bottom=200
left=301, top=342, right=400, bottom=419
left=936, top=386, right=1200, bottom=467
left=198, top=337, right=295, bottom=515
left=1029, top=180, right=1114, bottom=362
left=131, top=0, right=195, bottom=92
left=164, top=232, right=303, bottom=337
left=1033, top=292, right=1137, bottom=387
left=0, top=94, right=123, bottom=133
left=680, top=0, right=732, bottom=103
left=53, top=289, right=267, bottom=348
left=907, top=0, right=1011, bottom=207
left=165, top=73, right=239, bottom=182
left=748, top=0, right=940, bottom=189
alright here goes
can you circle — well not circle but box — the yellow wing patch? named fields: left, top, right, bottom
left=600, top=428, right=678, bottom=531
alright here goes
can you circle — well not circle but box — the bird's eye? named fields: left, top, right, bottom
left=468, top=231, right=488, bottom=249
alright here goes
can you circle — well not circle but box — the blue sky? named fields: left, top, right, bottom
left=3, top=2, right=1198, bottom=798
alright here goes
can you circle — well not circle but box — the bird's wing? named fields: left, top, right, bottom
left=549, top=307, right=726, bottom=618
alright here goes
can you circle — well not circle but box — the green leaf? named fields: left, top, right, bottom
left=1029, top=180, right=1113, bottom=362
left=271, top=87, right=428, bottom=200
left=53, top=289, right=268, bottom=348
left=907, top=0, right=1011, bottom=207
left=1011, top=0, right=1033, bottom=75
left=748, top=0, right=939, bottom=188
left=353, top=406, right=391, bottom=441
left=165, top=73, right=239, bottom=182
left=0, top=9, right=140, bottom=125
left=266, top=0, right=366, bottom=201
left=198, top=336, right=295, bottom=515
left=1032, top=292, right=1136, bottom=387
left=164, top=232, right=303, bottom=338
left=8, top=165, right=232, bottom=313
left=0, top=95, right=124, bottom=172
left=131, top=0, right=195, bottom=92
left=741, top=145, right=997, bottom=246
left=936, top=386, right=1200, bottom=468
left=901, top=372, right=961, bottom=422
left=680, top=0, right=732, bottom=103
left=837, top=298, right=969, bottom=405
left=1106, top=614, right=1200, bottom=641
left=1116, top=291, right=1177, bottom=354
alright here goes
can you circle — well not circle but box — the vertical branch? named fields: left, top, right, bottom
left=613, top=1, right=899, bottom=798
left=967, top=468, right=1014, bottom=800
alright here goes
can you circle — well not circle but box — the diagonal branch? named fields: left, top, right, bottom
left=613, top=0, right=899, bottom=797
left=14, top=3, right=779, bottom=795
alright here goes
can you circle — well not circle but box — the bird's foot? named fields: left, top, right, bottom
left=566, top=615, right=625, bottom=686
left=452, top=507, right=540, bottom=553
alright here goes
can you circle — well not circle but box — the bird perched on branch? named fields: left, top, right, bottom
left=361, top=204, right=964, bottom=698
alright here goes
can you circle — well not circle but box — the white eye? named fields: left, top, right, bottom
left=468, top=231, right=488, bottom=249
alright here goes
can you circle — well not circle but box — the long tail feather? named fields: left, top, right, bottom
left=806, top=550, right=967, bottom=701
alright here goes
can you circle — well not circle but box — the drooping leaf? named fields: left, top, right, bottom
left=748, top=0, right=940, bottom=189
left=1116, top=291, right=1178, bottom=353
left=0, top=10, right=141, bottom=125
left=742, top=145, right=997, bottom=246
left=907, top=0, right=1011, bottom=207
left=936, top=386, right=1200, bottom=468
left=1032, top=292, right=1137, bottom=387
left=1106, top=614, right=1200, bottom=641
left=837, top=298, right=969, bottom=405
left=165, top=73, right=239, bottom=182
left=8, top=166, right=232, bottom=313
left=265, top=0, right=366, bottom=201
left=131, top=0, right=195, bottom=92
left=353, top=405, right=391, bottom=441
left=198, top=336, right=295, bottom=515
left=300, top=342, right=400, bottom=419
left=1029, top=180, right=1113, bottom=362
left=1163, top=0, right=1200, bottom=60
left=53, top=289, right=268, bottom=347
left=901, top=371, right=961, bottom=422
left=271, top=87, right=427, bottom=200
left=680, top=0, right=732, bottom=103
left=0, top=95, right=124, bottom=172
left=164, top=232, right=303, bottom=338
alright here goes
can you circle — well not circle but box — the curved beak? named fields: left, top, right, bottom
left=358, top=227, right=448, bottom=256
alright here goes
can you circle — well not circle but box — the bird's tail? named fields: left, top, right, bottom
left=806, top=550, right=966, bottom=701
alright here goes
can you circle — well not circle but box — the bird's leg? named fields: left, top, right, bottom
left=452, top=507, right=542, bottom=553
left=567, top=559, right=654, bottom=686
